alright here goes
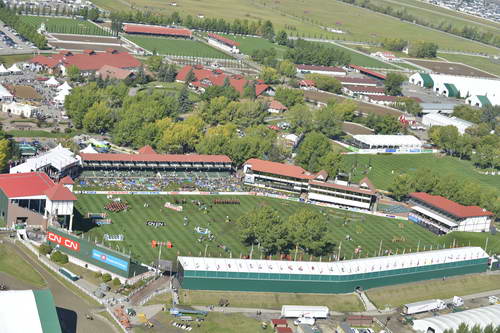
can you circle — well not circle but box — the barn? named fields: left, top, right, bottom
left=177, top=247, right=488, bottom=294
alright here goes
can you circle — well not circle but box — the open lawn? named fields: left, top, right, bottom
left=0, top=244, right=46, bottom=287
left=366, top=273, right=500, bottom=308
left=6, top=130, right=77, bottom=138
left=343, top=153, right=500, bottom=194
left=406, top=58, right=496, bottom=77
left=125, top=35, right=232, bottom=59
left=19, top=16, right=110, bottom=36
left=75, top=194, right=444, bottom=264
left=90, top=0, right=500, bottom=54
left=0, top=54, right=43, bottom=66
left=438, top=53, right=500, bottom=77
left=181, top=289, right=363, bottom=312
left=318, top=42, right=398, bottom=69
left=219, top=34, right=288, bottom=57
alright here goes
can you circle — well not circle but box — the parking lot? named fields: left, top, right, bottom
left=0, top=23, right=38, bottom=54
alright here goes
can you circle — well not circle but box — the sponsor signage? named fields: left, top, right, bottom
left=146, top=221, right=165, bottom=227
left=48, top=231, right=81, bottom=252
left=92, top=249, right=129, bottom=272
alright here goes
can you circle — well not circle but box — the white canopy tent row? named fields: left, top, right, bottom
left=0, top=64, right=8, bottom=75
left=10, top=144, right=81, bottom=174
left=45, top=76, right=59, bottom=86
left=57, top=81, right=72, bottom=91
left=80, top=145, right=98, bottom=154
left=7, top=63, right=22, bottom=74
left=54, top=89, right=71, bottom=104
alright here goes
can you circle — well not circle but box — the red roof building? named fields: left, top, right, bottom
left=175, top=65, right=273, bottom=97
left=343, top=85, right=386, bottom=96
left=409, top=192, right=493, bottom=234
left=80, top=152, right=232, bottom=171
left=207, top=33, right=240, bottom=47
left=137, top=145, right=157, bottom=155
left=30, top=49, right=141, bottom=73
left=348, top=65, right=386, bottom=80
left=268, top=100, right=288, bottom=113
left=59, top=176, right=75, bottom=185
left=123, top=24, right=192, bottom=38
left=275, top=327, right=293, bottom=333
left=299, top=79, right=317, bottom=90
left=97, top=65, right=134, bottom=80
left=297, top=64, right=346, bottom=76
left=0, top=172, right=76, bottom=230
left=244, top=158, right=315, bottom=181
left=336, top=76, right=379, bottom=87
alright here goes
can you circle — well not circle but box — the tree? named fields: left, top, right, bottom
left=236, top=206, right=291, bottom=255
left=287, top=104, right=313, bottom=134
left=389, top=173, right=414, bottom=200
left=286, top=209, right=335, bottom=256
left=39, top=243, right=53, bottom=256
left=306, top=74, right=342, bottom=93
left=295, top=132, right=331, bottom=172
left=408, top=41, right=438, bottom=58
left=243, top=81, right=257, bottom=100
left=102, top=273, right=112, bottom=283
left=82, top=101, right=114, bottom=134
left=275, top=87, right=304, bottom=108
left=159, top=116, right=204, bottom=153
left=64, top=83, right=103, bottom=129
left=0, top=138, right=10, bottom=172
left=381, top=38, right=407, bottom=51
left=260, top=67, right=279, bottom=84
left=178, top=86, right=193, bottom=114
left=51, top=251, right=69, bottom=264
left=452, top=105, right=482, bottom=123
left=384, top=73, right=405, bottom=96
left=275, top=30, right=289, bottom=45
left=66, top=65, right=80, bottom=82
left=319, top=151, right=343, bottom=179
left=393, top=97, right=422, bottom=115
left=261, top=20, right=275, bottom=41
left=481, top=105, right=500, bottom=131
left=112, top=277, right=121, bottom=286
left=145, top=55, right=162, bottom=72
left=332, top=99, right=357, bottom=122
left=277, top=60, right=296, bottom=78
left=313, top=106, right=342, bottom=138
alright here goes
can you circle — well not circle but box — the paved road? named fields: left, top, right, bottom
left=7, top=241, right=117, bottom=333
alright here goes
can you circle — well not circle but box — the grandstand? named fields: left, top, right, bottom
left=178, top=247, right=488, bottom=294
left=79, top=146, right=232, bottom=172
left=350, top=135, right=423, bottom=152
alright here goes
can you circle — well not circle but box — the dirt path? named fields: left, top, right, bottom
left=7, top=241, right=118, bottom=333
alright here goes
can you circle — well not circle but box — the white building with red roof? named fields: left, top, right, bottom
left=0, top=172, right=76, bottom=230
left=123, top=23, right=192, bottom=38
left=80, top=146, right=232, bottom=172
left=409, top=192, right=493, bottom=234
left=30, top=49, right=141, bottom=75
left=268, top=100, right=288, bottom=113
left=296, top=64, right=346, bottom=76
left=207, top=33, right=240, bottom=53
left=243, top=158, right=378, bottom=210
left=343, top=85, right=386, bottom=97
left=298, top=79, right=317, bottom=91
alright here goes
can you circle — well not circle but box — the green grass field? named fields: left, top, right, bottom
left=19, top=16, right=110, bottom=36
left=343, top=154, right=500, bottom=193
left=125, top=35, right=232, bottom=58
left=74, top=194, right=500, bottom=265
left=219, top=34, right=288, bottom=57
left=367, top=273, right=500, bottom=308
left=90, top=0, right=500, bottom=54
left=319, top=42, right=399, bottom=69
left=181, top=289, right=363, bottom=312
left=438, top=53, right=500, bottom=77
left=0, top=244, right=46, bottom=287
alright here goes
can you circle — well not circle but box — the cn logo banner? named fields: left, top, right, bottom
left=48, top=231, right=81, bottom=252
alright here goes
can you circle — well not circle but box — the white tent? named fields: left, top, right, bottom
left=80, top=145, right=98, bottom=154
left=7, top=63, right=22, bottom=74
left=45, top=76, right=59, bottom=86
left=54, top=89, right=70, bottom=104
left=57, top=81, right=72, bottom=91
left=0, top=64, right=8, bottom=75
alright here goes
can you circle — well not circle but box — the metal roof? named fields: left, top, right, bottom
left=10, top=144, right=81, bottom=173
left=413, top=304, right=500, bottom=333
left=179, top=247, right=487, bottom=276
left=352, top=135, right=422, bottom=147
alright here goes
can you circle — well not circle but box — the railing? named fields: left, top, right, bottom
left=138, top=288, right=170, bottom=306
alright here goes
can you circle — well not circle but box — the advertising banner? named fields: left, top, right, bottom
left=48, top=231, right=81, bottom=252
left=92, top=249, right=129, bottom=272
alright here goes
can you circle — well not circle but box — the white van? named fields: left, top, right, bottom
left=294, top=317, right=315, bottom=326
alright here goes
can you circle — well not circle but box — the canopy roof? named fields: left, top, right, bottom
left=8, top=63, right=21, bottom=72
left=45, top=76, right=59, bottom=86
left=0, top=290, right=62, bottom=333
left=179, top=247, right=487, bottom=276
left=413, top=305, right=500, bottom=333
left=10, top=144, right=81, bottom=173
left=352, top=135, right=422, bottom=147
left=80, top=144, right=98, bottom=154
left=0, top=64, right=8, bottom=72
left=57, top=81, right=72, bottom=91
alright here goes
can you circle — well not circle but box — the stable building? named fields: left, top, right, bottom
left=420, top=103, right=457, bottom=115
left=0, top=172, right=77, bottom=230
left=308, top=180, right=377, bottom=211
left=409, top=192, right=493, bottom=234
left=177, top=247, right=488, bottom=294
left=1, top=102, right=39, bottom=118
left=207, top=33, right=240, bottom=53
left=80, top=146, right=232, bottom=172
left=122, top=23, right=192, bottom=38
left=337, top=76, right=378, bottom=87
left=422, top=113, right=473, bottom=134
left=343, top=85, right=386, bottom=97
left=296, top=64, right=346, bottom=76
left=10, top=144, right=81, bottom=179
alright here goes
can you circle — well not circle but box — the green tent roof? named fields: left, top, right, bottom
left=476, top=95, right=491, bottom=106
left=420, top=73, right=434, bottom=88
left=33, top=290, right=62, bottom=333
left=444, top=83, right=459, bottom=98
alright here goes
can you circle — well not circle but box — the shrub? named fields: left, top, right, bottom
left=39, top=243, right=53, bottom=256
left=102, top=273, right=112, bottom=283
left=50, top=251, right=68, bottom=264
left=94, top=272, right=102, bottom=279
left=112, top=277, right=121, bottom=286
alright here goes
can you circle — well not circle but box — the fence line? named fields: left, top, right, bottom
left=138, top=288, right=170, bottom=306
left=373, top=317, right=393, bottom=333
